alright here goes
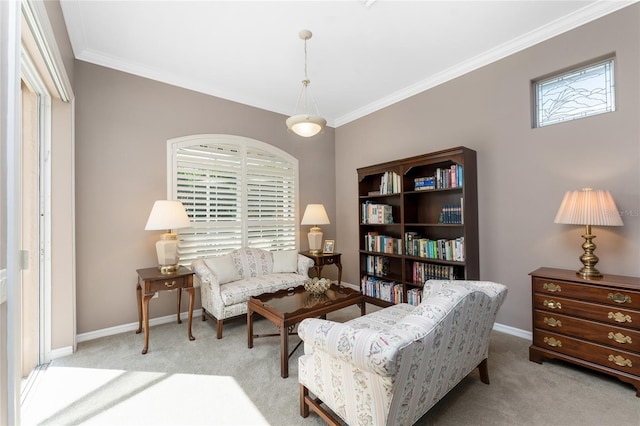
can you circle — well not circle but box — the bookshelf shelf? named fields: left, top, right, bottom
left=357, top=146, right=479, bottom=308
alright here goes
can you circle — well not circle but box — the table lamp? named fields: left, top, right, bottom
left=145, top=200, right=191, bottom=274
left=301, top=204, right=330, bottom=254
left=554, top=187, right=623, bottom=279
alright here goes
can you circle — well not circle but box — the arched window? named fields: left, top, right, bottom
left=167, top=134, right=299, bottom=264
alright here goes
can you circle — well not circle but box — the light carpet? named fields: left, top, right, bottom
left=21, top=304, right=640, bottom=425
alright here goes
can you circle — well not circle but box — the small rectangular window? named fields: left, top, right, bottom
left=534, top=58, right=615, bottom=128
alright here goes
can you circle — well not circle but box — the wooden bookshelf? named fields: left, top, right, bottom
left=358, top=146, right=479, bottom=307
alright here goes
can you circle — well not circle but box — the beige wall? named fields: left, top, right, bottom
left=74, top=61, right=336, bottom=334
left=335, top=6, right=640, bottom=332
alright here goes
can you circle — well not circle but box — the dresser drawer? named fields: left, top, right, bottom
left=534, top=310, right=640, bottom=352
left=147, top=276, right=187, bottom=293
left=533, top=294, right=640, bottom=331
left=533, top=277, right=640, bottom=309
left=534, top=330, right=640, bottom=377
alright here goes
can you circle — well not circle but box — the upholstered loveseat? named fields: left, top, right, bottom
left=191, top=247, right=314, bottom=338
left=298, top=279, right=507, bottom=426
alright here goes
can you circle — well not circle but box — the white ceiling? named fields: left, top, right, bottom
left=59, top=1, right=635, bottom=128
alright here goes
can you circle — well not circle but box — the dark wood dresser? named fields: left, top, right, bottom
left=529, top=267, right=640, bottom=396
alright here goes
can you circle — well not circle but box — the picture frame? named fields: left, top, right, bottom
left=323, top=239, right=335, bottom=254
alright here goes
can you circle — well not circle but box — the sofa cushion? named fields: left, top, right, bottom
left=203, top=254, right=240, bottom=284
left=272, top=249, right=299, bottom=273
left=231, top=248, right=273, bottom=278
left=220, top=273, right=307, bottom=306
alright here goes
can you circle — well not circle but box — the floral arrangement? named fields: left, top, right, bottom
left=304, top=277, right=332, bottom=295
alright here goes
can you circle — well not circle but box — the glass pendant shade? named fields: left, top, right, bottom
left=286, top=114, right=327, bottom=137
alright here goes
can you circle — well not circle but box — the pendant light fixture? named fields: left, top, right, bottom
left=286, top=29, right=326, bottom=138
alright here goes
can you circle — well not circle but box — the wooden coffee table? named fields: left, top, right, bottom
left=247, top=284, right=365, bottom=378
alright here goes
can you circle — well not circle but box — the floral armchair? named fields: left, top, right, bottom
left=297, top=280, right=508, bottom=426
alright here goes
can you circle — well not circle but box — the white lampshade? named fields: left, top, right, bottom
left=301, top=204, right=330, bottom=226
left=554, top=188, right=623, bottom=226
left=145, top=200, right=191, bottom=231
left=301, top=204, right=330, bottom=254
left=145, top=200, right=191, bottom=274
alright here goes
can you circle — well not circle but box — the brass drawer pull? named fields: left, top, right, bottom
left=608, top=354, right=633, bottom=368
left=608, top=332, right=632, bottom=344
left=544, top=317, right=562, bottom=327
left=543, top=337, right=562, bottom=347
left=608, top=292, right=632, bottom=304
left=608, top=312, right=632, bottom=323
left=164, top=280, right=177, bottom=288
left=543, top=300, right=561, bottom=310
left=543, top=283, right=562, bottom=292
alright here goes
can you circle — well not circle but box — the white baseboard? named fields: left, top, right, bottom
left=50, top=346, right=73, bottom=360
left=69, top=296, right=532, bottom=351
left=493, top=322, right=532, bottom=340
left=75, top=308, right=203, bottom=344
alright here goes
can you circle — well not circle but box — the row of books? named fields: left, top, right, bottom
left=438, top=202, right=463, bottom=224
left=361, top=202, right=394, bottom=224
left=364, top=255, right=390, bottom=276
left=412, top=262, right=459, bottom=283
left=405, top=232, right=465, bottom=261
left=379, top=171, right=401, bottom=195
left=364, top=232, right=403, bottom=254
left=414, top=164, right=463, bottom=191
left=406, top=288, right=422, bottom=306
left=361, top=276, right=403, bottom=304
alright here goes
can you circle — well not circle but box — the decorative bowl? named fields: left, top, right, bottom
left=304, top=277, right=331, bottom=295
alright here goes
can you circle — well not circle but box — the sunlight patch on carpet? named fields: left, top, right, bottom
left=22, top=366, right=269, bottom=425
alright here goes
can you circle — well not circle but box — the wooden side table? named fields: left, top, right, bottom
left=136, top=266, right=195, bottom=354
left=300, top=251, right=342, bottom=284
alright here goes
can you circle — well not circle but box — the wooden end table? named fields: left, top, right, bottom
left=136, top=266, right=195, bottom=354
left=300, top=251, right=342, bottom=284
left=247, top=284, right=364, bottom=378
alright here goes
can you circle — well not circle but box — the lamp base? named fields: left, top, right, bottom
left=307, top=226, right=323, bottom=254
left=577, top=225, right=602, bottom=280
left=156, top=233, right=180, bottom=275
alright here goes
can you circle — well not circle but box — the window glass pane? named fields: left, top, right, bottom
left=535, top=59, right=615, bottom=127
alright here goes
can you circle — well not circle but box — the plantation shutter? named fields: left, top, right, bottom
left=246, top=146, right=297, bottom=250
left=168, top=135, right=298, bottom=264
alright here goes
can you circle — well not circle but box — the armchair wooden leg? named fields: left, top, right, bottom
left=478, top=358, right=490, bottom=384
left=300, top=384, right=310, bottom=417
left=216, top=319, right=223, bottom=339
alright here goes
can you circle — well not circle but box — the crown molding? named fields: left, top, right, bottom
left=334, top=0, right=637, bottom=127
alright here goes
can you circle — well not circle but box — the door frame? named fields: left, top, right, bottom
left=21, top=46, right=52, bottom=366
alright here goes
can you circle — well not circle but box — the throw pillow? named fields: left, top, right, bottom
left=272, top=250, right=298, bottom=273
left=204, top=254, right=240, bottom=284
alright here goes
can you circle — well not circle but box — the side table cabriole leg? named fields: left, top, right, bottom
left=141, top=292, right=154, bottom=354
left=136, top=282, right=143, bottom=334
left=186, top=286, right=195, bottom=341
